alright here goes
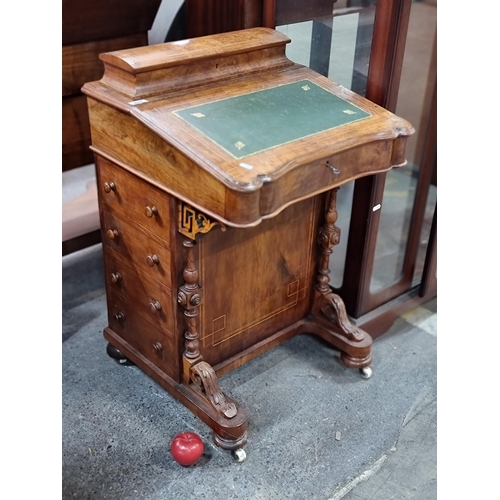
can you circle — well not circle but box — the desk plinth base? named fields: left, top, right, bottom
left=104, top=303, right=372, bottom=460
left=104, top=327, right=249, bottom=453
left=103, top=187, right=373, bottom=461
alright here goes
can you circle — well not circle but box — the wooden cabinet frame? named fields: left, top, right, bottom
left=145, top=0, right=438, bottom=336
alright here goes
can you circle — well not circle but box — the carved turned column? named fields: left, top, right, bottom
left=177, top=239, right=203, bottom=382
left=313, top=188, right=366, bottom=343
left=316, top=188, right=341, bottom=298
left=176, top=202, right=239, bottom=418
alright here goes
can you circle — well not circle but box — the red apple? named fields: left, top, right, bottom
left=170, top=432, right=204, bottom=466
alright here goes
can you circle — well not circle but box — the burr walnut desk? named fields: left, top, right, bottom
left=82, top=27, right=413, bottom=461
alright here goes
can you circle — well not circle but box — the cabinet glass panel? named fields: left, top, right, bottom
left=370, top=0, right=437, bottom=292
left=415, top=171, right=437, bottom=283
left=276, top=0, right=377, bottom=288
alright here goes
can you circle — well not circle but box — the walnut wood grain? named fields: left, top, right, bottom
left=97, top=155, right=171, bottom=238
left=96, top=28, right=293, bottom=99
left=191, top=361, right=238, bottom=418
left=195, top=196, right=322, bottom=368
left=82, top=28, right=413, bottom=227
left=103, top=250, right=174, bottom=332
left=177, top=240, right=203, bottom=361
left=100, top=207, right=172, bottom=286
left=106, top=287, right=177, bottom=379
left=88, top=28, right=414, bottom=453
left=104, top=326, right=247, bottom=449
left=309, top=188, right=371, bottom=363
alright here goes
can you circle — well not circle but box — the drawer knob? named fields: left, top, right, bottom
left=145, top=205, right=158, bottom=218
left=326, top=161, right=341, bottom=174
left=110, top=272, right=122, bottom=284
left=149, top=300, right=162, bottom=313
left=107, top=229, right=119, bottom=240
left=113, top=311, right=125, bottom=322
left=152, top=342, right=163, bottom=354
left=146, top=254, right=159, bottom=267
left=103, top=182, right=116, bottom=193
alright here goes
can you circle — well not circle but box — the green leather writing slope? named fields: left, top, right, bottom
left=174, top=80, right=371, bottom=159
left=83, top=26, right=414, bottom=225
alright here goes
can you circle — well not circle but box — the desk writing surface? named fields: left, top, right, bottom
left=173, top=80, right=371, bottom=159
left=82, top=27, right=414, bottom=225
left=127, top=67, right=410, bottom=189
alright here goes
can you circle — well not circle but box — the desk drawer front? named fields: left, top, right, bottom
left=107, top=288, right=177, bottom=379
left=320, top=141, right=393, bottom=184
left=260, top=141, right=392, bottom=215
left=101, top=208, right=171, bottom=286
left=97, top=156, right=171, bottom=241
left=104, top=250, right=174, bottom=332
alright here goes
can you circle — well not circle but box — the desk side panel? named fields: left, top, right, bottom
left=86, top=98, right=260, bottom=224
left=189, top=195, right=323, bottom=367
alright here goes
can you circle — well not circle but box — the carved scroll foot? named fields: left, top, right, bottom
left=303, top=315, right=372, bottom=370
left=319, top=292, right=366, bottom=342
left=312, top=188, right=373, bottom=372
left=213, top=430, right=248, bottom=452
left=340, top=352, right=372, bottom=370
left=308, top=289, right=372, bottom=370
left=190, top=361, right=238, bottom=419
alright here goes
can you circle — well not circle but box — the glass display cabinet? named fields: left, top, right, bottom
left=173, top=0, right=437, bottom=336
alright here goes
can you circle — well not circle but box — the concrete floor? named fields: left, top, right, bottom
left=62, top=244, right=437, bottom=499
left=62, top=6, right=437, bottom=497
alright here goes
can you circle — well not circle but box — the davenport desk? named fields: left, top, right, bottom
left=82, top=28, right=413, bottom=462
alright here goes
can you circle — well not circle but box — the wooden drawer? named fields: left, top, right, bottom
left=260, top=140, right=393, bottom=214
left=104, top=250, right=174, bottom=332
left=97, top=156, right=171, bottom=240
left=101, top=207, right=171, bottom=286
left=106, top=288, right=177, bottom=379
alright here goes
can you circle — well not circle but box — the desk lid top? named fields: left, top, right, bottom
left=83, top=28, right=414, bottom=197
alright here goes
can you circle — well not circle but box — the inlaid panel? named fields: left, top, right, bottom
left=197, top=195, right=322, bottom=365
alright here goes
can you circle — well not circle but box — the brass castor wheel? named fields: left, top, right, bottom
left=106, top=343, right=134, bottom=365
left=359, top=366, right=372, bottom=379
left=232, top=448, right=247, bottom=462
